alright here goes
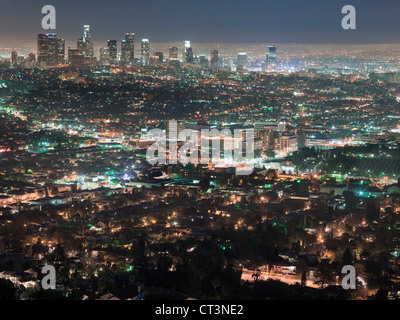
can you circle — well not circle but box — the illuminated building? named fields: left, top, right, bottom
left=27, top=53, right=36, bottom=67
left=107, top=40, right=118, bottom=65
left=11, top=51, right=17, bottom=66
left=57, top=38, right=65, bottom=64
left=169, top=47, right=178, bottom=60
left=237, top=53, right=247, bottom=66
left=199, top=55, right=209, bottom=68
left=121, top=33, right=135, bottom=66
left=183, top=41, right=193, bottom=63
left=100, top=46, right=110, bottom=66
left=37, top=33, right=59, bottom=66
left=210, top=50, right=218, bottom=68
left=151, top=52, right=163, bottom=65
left=141, top=39, right=150, bottom=66
left=267, top=45, right=277, bottom=70
left=275, top=135, right=298, bottom=153
left=67, top=48, right=79, bottom=64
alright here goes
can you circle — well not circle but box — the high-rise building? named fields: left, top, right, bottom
left=199, top=55, right=209, bottom=68
left=210, top=50, right=218, bottom=68
left=185, top=47, right=194, bottom=63
left=237, top=53, right=247, bottom=66
left=83, top=25, right=94, bottom=57
left=141, top=39, right=150, bottom=66
left=169, top=47, right=178, bottom=60
left=77, top=37, right=84, bottom=54
left=11, top=51, right=18, bottom=66
left=153, top=52, right=163, bottom=65
left=121, top=33, right=135, bottom=66
left=57, top=38, right=65, bottom=64
left=183, top=41, right=193, bottom=63
left=121, top=40, right=128, bottom=65
left=67, top=47, right=84, bottom=67
left=107, top=40, right=118, bottom=65
left=68, top=48, right=79, bottom=64
left=100, top=46, right=110, bottom=66
left=267, top=45, right=277, bottom=71
left=37, top=33, right=58, bottom=66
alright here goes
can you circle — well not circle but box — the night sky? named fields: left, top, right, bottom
left=0, top=0, right=400, bottom=44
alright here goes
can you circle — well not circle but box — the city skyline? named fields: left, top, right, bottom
left=0, top=0, right=400, bottom=45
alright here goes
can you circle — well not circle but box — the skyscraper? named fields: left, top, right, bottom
left=186, top=48, right=194, bottom=63
left=141, top=39, right=150, bottom=66
left=37, top=33, right=58, bottom=66
left=100, top=46, right=110, bottom=66
left=107, top=40, right=118, bottom=65
left=69, top=50, right=85, bottom=68
left=83, top=25, right=94, bottom=57
left=183, top=41, right=193, bottom=63
left=169, top=47, right=178, bottom=60
left=210, top=50, right=219, bottom=68
left=267, top=45, right=277, bottom=71
left=121, top=40, right=128, bottom=65
left=57, top=38, right=65, bottom=64
left=11, top=51, right=18, bottom=66
left=121, top=33, right=135, bottom=66
left=237, top=53, right=247, bottom=66
left=152, top=52, right=163, bottom=65
left=199, top=55, right=209, bottom=68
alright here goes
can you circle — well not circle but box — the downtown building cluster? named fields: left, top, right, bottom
left=7, top=25, right=278, bottom=72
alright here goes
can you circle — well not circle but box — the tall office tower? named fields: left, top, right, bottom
left=267, top=45, right=277, bottom=70
left=153, top=52, right=163, bottom=65
left=199, top=55, right=209, bottom=68
left=100, top=46, right=110, bottom=66
left=68, top=50, right=85, bottom=68
left=237, top=53, right=247, bottom=66
left=68, top=48, right=77, bottom=64
left=210, top=50, right=219, bottom=68
left=169, top=47, right=178, bottom=59
left=77, top=37, right=84, bottom=53
left=67, top=48, right=81, bottom=64
left=125, top=33, right=135, bottom=63
left=11, top=51, right=17, bottom=66
left=183, top=40, right=193, bottom=63
left=141, top=39, right=150, bottom=66
left=121, top=40, right=128, bottom=65
left=57, top=38, right=65, bottom=64
left=121, top=33, right=135, bottom=66
left=82, top=25, right=94, bottom=57
left=107, top=40, right=118, bottom=65
left=185, top=47, right=194, bottom=63
left=37, top=33, right=58, bottom=66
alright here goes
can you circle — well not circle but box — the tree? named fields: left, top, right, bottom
left=365, top=200, right=379, bottom=223
left=266, top=169, right=278, bottom=181
left=342, top=247, right=353, bottom=266
left=315, top=260, right=335, bottom=288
